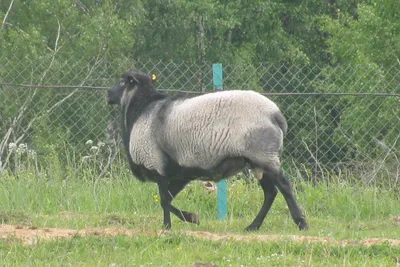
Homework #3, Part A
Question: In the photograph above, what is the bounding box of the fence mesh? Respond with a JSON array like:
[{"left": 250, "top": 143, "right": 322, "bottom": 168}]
[{"left": 0, "top": 55, "right": 399, "bottom": 186}]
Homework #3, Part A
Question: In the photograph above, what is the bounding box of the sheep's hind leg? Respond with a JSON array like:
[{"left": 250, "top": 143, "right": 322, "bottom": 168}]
[
  {"left": 245, "top": 173, "right": 278, "bottom": 231},
  {"left": 274, "top": 171, "right": 308, "bottom": 230},
  {"left": 168, "top": 180, "right": 199, "bottom": 225}
]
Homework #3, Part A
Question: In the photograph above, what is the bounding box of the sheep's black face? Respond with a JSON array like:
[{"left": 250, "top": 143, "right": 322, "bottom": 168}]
[{"left": 107, "top": 73, "right": 139, "bottom": 105}]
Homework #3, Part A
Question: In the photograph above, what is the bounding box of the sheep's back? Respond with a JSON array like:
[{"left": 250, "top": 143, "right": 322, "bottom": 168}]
[{"left": 161, "top": 90, "right": 284, "bottom": 169}]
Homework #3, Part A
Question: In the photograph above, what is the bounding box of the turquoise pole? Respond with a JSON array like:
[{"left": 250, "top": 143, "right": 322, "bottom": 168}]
[{"left": 212, "top": 63, "right": 227, "bottom": 220}]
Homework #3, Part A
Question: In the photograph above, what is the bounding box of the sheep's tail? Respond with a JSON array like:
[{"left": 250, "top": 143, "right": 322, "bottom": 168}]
[{"left": 273, "top": 111, "right": 288, "bottom": 136}]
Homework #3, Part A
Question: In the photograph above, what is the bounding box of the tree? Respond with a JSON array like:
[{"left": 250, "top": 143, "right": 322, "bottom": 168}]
[{"left": 315, "top": 0, "right": 400, "bottom": 167}]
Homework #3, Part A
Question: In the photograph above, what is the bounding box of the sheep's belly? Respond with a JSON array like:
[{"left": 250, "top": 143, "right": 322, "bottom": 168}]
[{"left": 170, "top": 157, "right": 247, "bottom": 181}]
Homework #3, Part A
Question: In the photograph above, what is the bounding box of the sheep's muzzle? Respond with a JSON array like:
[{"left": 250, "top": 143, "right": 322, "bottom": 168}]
[{"left": 107, "top": 86, "right": 121, "bottom": 105}]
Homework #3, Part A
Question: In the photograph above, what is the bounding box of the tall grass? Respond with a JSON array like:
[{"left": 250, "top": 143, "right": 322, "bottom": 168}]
[
  {"left": 0, "top": 141, "right": 398, "bottom": 232},
  {"left": 0, "top": 156, "right": 398, "bottom": 238}
]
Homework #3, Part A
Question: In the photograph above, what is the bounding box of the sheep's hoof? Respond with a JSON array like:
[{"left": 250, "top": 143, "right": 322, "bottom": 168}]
[
  {"left": 163, "top": 223, "right": 172, "bottom": 230},
  {"left": 180, "top": 211, "right": 200, "bottom": 225},
  {"left": 188, "top": 213, "right": 200, "bottom": 225},
  {"left": 298, "top": 221, "right": 309, "bottom": 231},
  {"left": 244, "top": 224, "right": 260, "bottom": 232}
]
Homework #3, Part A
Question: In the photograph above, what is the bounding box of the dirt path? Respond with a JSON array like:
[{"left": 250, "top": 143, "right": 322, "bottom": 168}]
[{"left": 0, "top": 224, "right": 399, "bottom": 247}]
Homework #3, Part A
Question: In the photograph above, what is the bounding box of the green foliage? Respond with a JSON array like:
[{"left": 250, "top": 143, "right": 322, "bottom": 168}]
[
  {"left": 1, "top": 0, "right": 143, "bottom": 59},
  {"left": 1, "top": 0, "right": 399, "bottom": 180},
  {"left": 320, "top": 2, "right": 400, "bottom": 65},
  {"left": 3, "top": 0, "right": 397, "bottom": 66}
]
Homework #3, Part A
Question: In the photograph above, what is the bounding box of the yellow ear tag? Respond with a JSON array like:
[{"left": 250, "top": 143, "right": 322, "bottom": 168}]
[{"left": 151, "top": 74, "right": 157, "bottom": 82}]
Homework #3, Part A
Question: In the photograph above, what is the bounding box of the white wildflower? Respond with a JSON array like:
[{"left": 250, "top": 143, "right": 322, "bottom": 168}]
[
  {"left": 27, "top": 149, "right": 37, "bottom": 159},
  {"left": 18, "top": 143, "right": 27, "bottom": 150},
  {"left": 16, "top": 143, "right": 27, "bottom": 154},
  {"left": 90, "top": 146, "right": 99, "bottom": 153},
  {"left": 8, "top": 143, "right": 17, "bottom": 152},
  {"left": 97, "top": 141, "right": 105, "bottom": 148},
  {"left": 17, "top": 143, "right": 27, "bottom": 154},
  {"left": 86, "top": 140, "right": 93, "bottom": 146}
]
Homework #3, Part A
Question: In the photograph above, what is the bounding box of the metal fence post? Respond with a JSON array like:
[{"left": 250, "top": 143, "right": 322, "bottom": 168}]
[{"left": 212, "top": 63, "right": 228, "bottom": 220}]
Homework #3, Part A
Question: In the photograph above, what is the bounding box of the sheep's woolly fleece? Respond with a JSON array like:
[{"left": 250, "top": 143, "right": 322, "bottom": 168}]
[
  {"left": 129, "top": 90, "right": 286, "bottom": 176},
  {"left": 0, "top": 223, "right": 399, "bottom": 247}
]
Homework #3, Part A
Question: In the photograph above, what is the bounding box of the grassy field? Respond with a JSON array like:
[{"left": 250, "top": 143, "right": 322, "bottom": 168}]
[{"left": 0, "top": 161, "right": 399, "bottom": 266}]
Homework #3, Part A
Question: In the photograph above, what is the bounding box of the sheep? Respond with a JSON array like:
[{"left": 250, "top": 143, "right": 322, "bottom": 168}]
[{"left": 107, "top": 70, "right": 308, "bottom": 231}]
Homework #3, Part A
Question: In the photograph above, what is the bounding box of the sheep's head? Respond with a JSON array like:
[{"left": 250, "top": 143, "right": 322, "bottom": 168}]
[{"left": 107, "top": 70, "right": 155, "bottom": 105}]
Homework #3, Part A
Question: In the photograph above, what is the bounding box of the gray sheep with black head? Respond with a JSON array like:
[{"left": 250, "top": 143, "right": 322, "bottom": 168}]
[{"left": 107, "top": 70, "right": 308, "bottom": 231}]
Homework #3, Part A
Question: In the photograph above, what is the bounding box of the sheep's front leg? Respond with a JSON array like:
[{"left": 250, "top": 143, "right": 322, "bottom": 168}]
[
  {"left": 158, "top": 181, "right": 172, "bottom": 229},
  {"left": 157, "top": 180, "right": 199, "bottom": 230},
  {"left": 168, "top": 180, "right": 199, "bottom": 225},
  {"left": 245, "top": 174, "right": 278, "bottom": 231}
]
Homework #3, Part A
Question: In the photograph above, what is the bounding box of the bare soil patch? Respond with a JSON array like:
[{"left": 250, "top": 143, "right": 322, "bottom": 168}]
[{"left": 0, "top": 224, "right": 399, "bottom": 247}]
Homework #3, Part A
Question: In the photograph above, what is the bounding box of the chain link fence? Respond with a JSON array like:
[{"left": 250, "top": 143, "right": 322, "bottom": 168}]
[{"left": 0, "top": 55, "right": 399, "bottom": 186}]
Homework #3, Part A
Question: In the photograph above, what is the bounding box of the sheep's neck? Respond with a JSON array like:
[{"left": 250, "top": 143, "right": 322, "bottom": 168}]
[{"left": 121, "top": 87, "right": 166, "bottom": 146}]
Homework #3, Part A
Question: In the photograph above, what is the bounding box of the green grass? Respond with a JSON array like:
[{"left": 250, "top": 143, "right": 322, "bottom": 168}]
[
  {"left": 0, "top": 235, "right": 399, "bottom": 266},
  {"left": 0, "top": 164, "right": 399, "bottom": 266}
]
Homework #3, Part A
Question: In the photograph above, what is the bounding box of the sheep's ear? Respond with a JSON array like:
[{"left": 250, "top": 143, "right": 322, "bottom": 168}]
[{"left": 127, "top": 75, "right": 139, "bottom": 85}]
